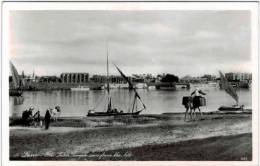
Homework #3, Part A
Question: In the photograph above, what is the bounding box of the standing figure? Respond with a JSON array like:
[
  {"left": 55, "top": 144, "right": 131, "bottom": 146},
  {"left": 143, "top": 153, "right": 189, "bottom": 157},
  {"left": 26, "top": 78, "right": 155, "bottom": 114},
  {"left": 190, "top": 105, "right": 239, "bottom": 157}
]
[
  {"left": 21, "top": 110, "right": 27, "bottom": 126},
  {"left": 32, "top": 110, "right": 41, "bottom": 127},
  {"left": 44, "top": 109, "right": 51, "bottom": 130}
]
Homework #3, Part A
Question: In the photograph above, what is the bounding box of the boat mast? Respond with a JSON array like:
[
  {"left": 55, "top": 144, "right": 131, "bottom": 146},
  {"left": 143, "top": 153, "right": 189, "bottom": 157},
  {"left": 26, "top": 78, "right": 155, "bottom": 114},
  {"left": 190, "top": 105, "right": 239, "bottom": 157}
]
[
  {"left": 107, "top": 48, "right": 111, "bottom": 112},
  {"left": 114, "top": 65, "right": 146, "bottom": 113}
]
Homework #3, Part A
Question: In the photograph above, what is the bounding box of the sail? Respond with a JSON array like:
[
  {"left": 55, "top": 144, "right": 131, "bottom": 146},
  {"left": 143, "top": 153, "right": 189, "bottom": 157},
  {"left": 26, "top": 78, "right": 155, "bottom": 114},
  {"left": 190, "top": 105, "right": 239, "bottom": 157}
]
[
  {"left": 114, "top": 65, "right": 146, "bottom": 110},
  {"left": 10, "top": 61, "right": 21, "bottom": 89},
  {"left": 219, "top": 71, "right": 239, "bottom": 105}
]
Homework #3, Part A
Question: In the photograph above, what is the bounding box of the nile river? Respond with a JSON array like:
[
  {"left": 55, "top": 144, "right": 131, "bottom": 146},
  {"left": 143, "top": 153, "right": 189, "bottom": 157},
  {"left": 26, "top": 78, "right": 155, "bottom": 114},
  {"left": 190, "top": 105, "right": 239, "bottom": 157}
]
[{"left": 9, "top": 84, "right": 252, "bottom": 117}]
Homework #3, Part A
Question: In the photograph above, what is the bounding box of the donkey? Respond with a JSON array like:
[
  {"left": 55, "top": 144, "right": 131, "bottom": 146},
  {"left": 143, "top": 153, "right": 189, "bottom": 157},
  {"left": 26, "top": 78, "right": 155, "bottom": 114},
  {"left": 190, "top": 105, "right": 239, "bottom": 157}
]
[
  {"left": 50, "top": 106, "right": 61, "bottom": 122},
  {"left": 184, "top": 97, "right": 203, "bottom": 121}
]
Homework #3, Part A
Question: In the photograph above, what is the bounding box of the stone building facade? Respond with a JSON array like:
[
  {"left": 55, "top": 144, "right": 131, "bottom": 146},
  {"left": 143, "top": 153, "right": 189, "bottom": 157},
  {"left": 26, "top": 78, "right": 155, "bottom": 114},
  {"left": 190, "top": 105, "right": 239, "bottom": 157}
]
[
  {"left": 60, "top": 73, "right": 89, "bottom": 84},
  {"left": 225, "top": 73, "right": 252, "bottom": 81}
]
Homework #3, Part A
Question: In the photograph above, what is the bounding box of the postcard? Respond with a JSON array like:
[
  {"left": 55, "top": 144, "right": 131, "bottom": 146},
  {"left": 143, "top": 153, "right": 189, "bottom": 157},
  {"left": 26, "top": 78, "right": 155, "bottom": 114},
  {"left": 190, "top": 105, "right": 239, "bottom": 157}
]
[{"left": 1, "top": 1, "right": 259, "bottom": 166}]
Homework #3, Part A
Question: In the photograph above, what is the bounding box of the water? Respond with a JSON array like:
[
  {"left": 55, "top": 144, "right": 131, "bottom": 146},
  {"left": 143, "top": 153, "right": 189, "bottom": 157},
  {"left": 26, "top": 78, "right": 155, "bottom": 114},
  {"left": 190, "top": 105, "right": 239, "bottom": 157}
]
[{"left": 9, "top": 84, "right": 252, "bottom": 117}]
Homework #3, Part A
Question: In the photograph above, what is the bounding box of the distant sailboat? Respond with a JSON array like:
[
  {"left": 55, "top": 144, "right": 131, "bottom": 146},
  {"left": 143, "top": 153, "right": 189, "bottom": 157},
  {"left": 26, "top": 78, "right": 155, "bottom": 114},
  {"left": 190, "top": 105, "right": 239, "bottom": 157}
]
[
  {"left": 9, "top": 61, "right": 23, "bottom": 96},
  {"left": 87, "top": 50, "right": 146, "bottom": 116},
  {"left": 218, "top": 71, "right": 244, "bottom": 111}
]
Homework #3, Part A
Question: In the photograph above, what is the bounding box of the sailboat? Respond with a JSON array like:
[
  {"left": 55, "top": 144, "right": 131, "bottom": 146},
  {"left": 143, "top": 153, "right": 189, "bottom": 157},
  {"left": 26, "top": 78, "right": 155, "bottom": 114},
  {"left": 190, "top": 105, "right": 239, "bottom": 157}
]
[
  {"left": 9, "top": 61, "right": 23, "bottom": 96},
  {"left": 218, "top": 71, "right": 244, "bottom": 111},
  {"left": 87, "top": 50, "right": 146, "bottom": 116}
]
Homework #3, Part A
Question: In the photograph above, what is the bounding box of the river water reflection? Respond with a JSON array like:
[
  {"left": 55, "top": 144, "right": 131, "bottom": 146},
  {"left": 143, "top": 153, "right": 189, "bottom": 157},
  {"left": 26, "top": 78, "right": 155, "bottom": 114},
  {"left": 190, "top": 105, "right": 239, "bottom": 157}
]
[{"left": 9, "top": 84, "right": 252, "bottom": 117}]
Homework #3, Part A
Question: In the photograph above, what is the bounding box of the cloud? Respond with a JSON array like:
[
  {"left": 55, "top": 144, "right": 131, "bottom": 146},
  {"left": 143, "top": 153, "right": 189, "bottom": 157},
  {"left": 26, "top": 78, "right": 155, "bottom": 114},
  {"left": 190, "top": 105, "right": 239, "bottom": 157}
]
[{"left": 9, "top": 10, "right": 251, "bottom": 76}]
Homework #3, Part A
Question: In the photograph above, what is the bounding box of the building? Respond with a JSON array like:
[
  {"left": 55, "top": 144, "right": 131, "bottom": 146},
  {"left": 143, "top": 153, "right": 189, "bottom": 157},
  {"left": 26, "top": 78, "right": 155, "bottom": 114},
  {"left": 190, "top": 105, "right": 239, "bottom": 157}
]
[
  {"left": 110, "top": 75, "right": 126, "bottom": 84},
  {"left": 131, "top": 74, "right": 155, "bottom": 83},
  {"left": 90, "top": 74, "right": 133, "bottom": 84},
  {"left": 180, "top": 75, "right": 207, "bottom": 83},
  {"left": 225, "top": 73, "right": 252, "bottom": 81},
  {"left": 60, "top": 73, "right": 89, "bottom": 84},
  {"left": 201, "top": 74, "right": 216, "bottom": 81},
  {"left": 90, "top": 75, "right": 106, "bottom": 83},
  {"left": 39, "top": 76, "right": 61, "bottom": 83}
]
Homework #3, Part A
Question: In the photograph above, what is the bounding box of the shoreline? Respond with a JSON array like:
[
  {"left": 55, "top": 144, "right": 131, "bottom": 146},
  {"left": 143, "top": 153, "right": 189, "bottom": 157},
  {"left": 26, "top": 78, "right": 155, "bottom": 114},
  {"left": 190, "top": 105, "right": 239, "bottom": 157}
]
[
  {"left": 9, "top": 111, "right": 252, "bottom": 128},
  {"left": 10, "top": 113, "right": 252, "bottom": 160}
]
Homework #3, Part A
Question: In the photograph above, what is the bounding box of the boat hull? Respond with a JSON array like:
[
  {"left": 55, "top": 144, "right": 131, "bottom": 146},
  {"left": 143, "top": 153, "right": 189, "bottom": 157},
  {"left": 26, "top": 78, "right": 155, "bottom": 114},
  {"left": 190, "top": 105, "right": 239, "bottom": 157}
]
[
  {"left": 87, "top": 110, "right": 141, "bottom": 117},
  {"left": 71, "top": 88, "right": 90, "bottom": 91},
  {"left": 9, "top": 90, "right": 23, "bottom": 97},
  {"left": 218, "top": 106, "right": 243, "bottom": 111}
]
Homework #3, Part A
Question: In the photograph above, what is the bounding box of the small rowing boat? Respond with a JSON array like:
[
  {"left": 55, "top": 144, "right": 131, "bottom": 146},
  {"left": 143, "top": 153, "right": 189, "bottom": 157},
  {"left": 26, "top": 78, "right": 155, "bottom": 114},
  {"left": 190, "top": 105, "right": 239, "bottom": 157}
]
[{"left": 218, "top": 105, "right": 244, "bottom": 111}]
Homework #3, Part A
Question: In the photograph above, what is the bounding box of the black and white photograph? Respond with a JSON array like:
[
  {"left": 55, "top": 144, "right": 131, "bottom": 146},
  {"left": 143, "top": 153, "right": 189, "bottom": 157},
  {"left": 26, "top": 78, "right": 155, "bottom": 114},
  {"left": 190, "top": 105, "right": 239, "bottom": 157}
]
[{"left": 1, "top": 1, "right": 259, "bottom": 165}]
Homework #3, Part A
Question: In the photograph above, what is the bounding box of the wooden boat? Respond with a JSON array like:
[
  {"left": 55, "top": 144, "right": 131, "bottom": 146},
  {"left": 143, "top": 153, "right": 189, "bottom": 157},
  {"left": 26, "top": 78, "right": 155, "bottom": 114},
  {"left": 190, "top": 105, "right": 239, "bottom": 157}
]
[
  {"left": 9, "top": 89, "right": 23, "bottom": 96},
  {"left": 155, "top": 82, "right": 176, "bottom": 90},
  {"left": 87, "top": 49, "right": 146, "bottom": 117},
  {"left": 9, "top": 61, "right": 23, "bottom": 97},
  {"left": 218, "top": 105, "right": 244, "bottom": 111},
  {"left": 88, "top": 110, "right": 141, "bottom": 116},
  {"left": 71, "top": 85, "right": 90, "bottom": 91}
]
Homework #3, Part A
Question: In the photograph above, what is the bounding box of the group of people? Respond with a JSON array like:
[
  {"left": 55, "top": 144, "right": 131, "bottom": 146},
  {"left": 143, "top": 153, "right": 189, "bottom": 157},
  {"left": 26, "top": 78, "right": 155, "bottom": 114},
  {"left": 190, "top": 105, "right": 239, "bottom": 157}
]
[
  {"left": 183, "top": 88, "right": 207, "bottom": 121},
  {"left": 21, "top": 107, "right": 41, "bottom": 126},
  {"left": 21, "top": 106, "right": 61, "bottom": 130}
]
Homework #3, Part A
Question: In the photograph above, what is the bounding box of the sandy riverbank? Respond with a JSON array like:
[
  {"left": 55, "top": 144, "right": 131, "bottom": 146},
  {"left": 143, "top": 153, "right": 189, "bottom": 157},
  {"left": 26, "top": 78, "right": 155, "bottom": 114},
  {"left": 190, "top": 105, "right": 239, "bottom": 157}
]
[{"left": 10, "top": 112, "right": 252, "bottom": 160}]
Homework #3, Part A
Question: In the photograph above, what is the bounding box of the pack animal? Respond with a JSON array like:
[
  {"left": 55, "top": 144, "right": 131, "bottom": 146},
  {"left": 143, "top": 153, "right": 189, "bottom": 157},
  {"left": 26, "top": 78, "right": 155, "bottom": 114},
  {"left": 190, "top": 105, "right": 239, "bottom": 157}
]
[
  {"left": 183, "top": 96, "right": 204, "bottom": 121},
  {"left": 50, "top": 106, "right": 61, "bottom": 122}
]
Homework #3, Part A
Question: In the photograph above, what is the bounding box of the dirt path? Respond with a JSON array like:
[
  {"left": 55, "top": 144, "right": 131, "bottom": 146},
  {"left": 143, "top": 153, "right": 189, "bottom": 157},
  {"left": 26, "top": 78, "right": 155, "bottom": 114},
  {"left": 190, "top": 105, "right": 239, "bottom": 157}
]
[{"left": 10, "top": 114, "right": 251, "bottom": 160}]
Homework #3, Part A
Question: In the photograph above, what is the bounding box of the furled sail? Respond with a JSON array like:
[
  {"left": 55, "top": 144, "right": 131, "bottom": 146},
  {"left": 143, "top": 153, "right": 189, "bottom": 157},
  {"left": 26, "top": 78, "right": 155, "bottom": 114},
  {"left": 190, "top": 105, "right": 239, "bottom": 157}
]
[
  {"left": 10, "top": 61, "right": 21, "bottom": 89},
  {"left": 114, "top": 65, "right": 146, "bottom": 110},
  {"left": 219, "top": 71, "right": 239, "bottom": 105}
]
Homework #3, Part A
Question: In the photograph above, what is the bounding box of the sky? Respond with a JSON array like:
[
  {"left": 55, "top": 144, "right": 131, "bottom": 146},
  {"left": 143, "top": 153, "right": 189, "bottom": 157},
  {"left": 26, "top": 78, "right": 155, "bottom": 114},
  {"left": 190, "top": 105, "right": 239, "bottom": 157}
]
[{"left": 9, "top": 10, "right": 251, "bottom": 77}]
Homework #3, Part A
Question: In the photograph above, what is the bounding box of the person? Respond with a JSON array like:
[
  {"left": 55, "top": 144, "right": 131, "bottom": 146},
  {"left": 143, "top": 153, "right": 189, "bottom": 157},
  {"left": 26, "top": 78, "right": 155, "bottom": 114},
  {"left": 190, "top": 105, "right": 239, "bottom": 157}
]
[
  {"left": 22, "top": 108, "right": 33, "bottom": 126},
  {"left": 44, "top": 109, "right": 51, "bottom": 130},
  {"left": 32, "top": 110, "right": 41, "bottom": 127},
  {"left": 22, "top": 110, "right": 27, "bottom": 126},
  {"left": 36, "top": 110, "right": 40, "bottom": 123},
  {"left": 28, "top": 107, "right": 33, "bottom": 116}
]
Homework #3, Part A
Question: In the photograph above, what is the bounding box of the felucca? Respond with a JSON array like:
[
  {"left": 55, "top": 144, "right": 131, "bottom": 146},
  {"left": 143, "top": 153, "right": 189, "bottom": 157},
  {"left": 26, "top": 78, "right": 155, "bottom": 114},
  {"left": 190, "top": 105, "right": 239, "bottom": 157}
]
[
  {"left": 87, "top": 50, "right": 146, "bottom": 116},
  {"left": 9, "top": 61, "right": 23, "bottom": 96},
  {"left": 218, "top": 71, "right": 244, "bottom": 111}
]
